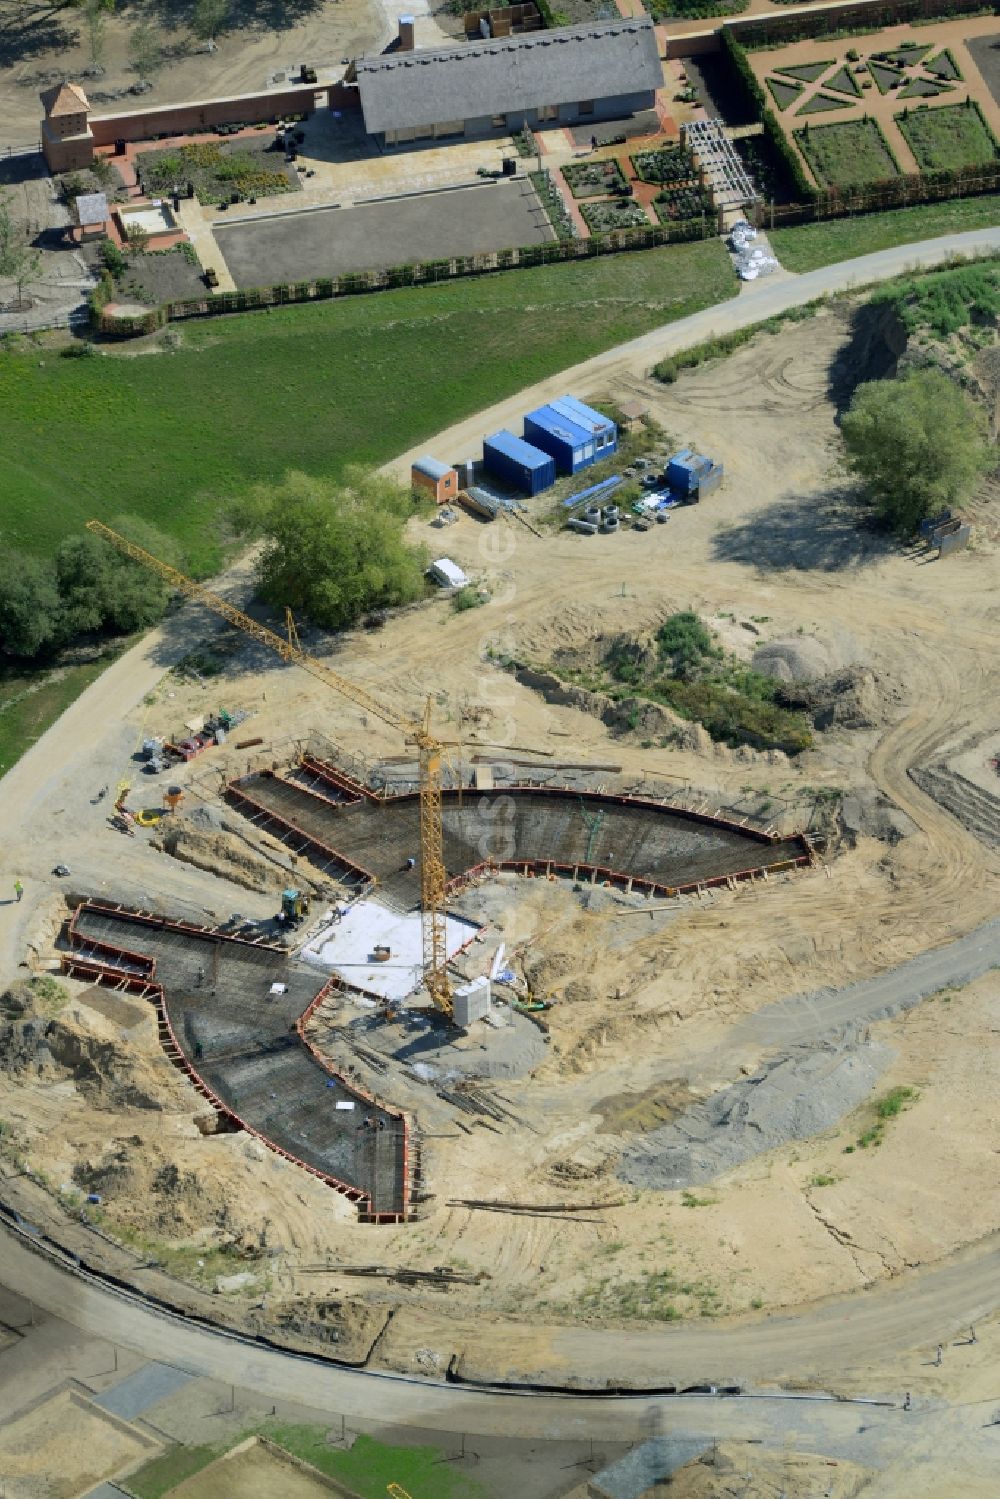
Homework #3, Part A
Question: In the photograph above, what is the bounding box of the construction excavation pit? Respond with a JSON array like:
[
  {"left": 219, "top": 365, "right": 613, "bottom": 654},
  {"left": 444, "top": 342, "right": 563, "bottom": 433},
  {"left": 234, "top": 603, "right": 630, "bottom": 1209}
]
[
  {"left": 6, "top": 302, "right": 1000, "bottom": 1417},
  {"left": 57, "top": 757, "right": 812, "bottom": 1225}
]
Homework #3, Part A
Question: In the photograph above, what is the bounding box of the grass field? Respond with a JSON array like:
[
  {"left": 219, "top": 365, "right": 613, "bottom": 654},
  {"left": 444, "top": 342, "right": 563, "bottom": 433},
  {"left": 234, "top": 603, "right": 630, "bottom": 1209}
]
[
  {"left": 794, "top": 117, "right": 900, "bottom": 187},
  {"left": 0, "top": 651, "right": 124, "bottom": 779},
  {"left": 0, "top": 242, "right": 732, "bottom": 577},
  {"left": 769, "top": 193, "right": 1000, "bottom": 271},
  {"left": 897, "top": 102, "right": 999, "bottom": 171}
]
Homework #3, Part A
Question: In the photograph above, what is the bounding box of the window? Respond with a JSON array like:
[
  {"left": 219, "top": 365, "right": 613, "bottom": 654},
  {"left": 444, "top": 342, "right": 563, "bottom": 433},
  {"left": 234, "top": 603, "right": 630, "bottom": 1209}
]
[
  {"left": 579, "top": 100, "right": 594, "bottom": 115},
  {"left": 492, "top": 114, "right": 506, "bottom": 128},
  {"left": 537, "top": 104, "right": 558, "bottom": 121}
]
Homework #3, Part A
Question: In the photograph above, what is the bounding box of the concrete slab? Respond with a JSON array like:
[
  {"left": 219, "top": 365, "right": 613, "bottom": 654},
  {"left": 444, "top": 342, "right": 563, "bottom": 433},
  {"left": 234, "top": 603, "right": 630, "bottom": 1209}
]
[
  {"left": 92, "top": 1361, "right": 195, "bottom": 1421},
  {"left": 301, "top": 899, "right": 480, "bottom": 1003}
]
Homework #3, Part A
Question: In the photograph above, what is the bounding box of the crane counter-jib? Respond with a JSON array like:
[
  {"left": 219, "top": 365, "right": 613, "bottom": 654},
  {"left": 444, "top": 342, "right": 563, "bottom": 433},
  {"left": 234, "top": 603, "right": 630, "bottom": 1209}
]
[{"left": 84, "top": 519, "right": 453, "bottom": 1014}]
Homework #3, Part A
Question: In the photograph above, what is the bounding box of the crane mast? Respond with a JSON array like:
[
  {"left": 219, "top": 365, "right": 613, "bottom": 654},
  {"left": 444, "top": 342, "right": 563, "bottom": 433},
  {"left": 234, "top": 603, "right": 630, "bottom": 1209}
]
[{"left": 86, "top": 520, "right": 452, "bottom": 1016}]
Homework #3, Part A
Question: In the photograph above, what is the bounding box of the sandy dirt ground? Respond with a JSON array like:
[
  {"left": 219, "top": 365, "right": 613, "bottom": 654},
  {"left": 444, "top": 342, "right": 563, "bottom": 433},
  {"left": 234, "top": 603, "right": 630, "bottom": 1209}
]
[
  {"left": 0, "top": 0, "right": 385, "bottom": 144},
  {"left": 749, "top": 16, "right": 1000, "bottom": 187},
  {"left": 0, "top": 1386, "right": 160, "bottom": 1496},
  {"left": 3, "top": 298, "right": 1000, "bottom": 1373}
]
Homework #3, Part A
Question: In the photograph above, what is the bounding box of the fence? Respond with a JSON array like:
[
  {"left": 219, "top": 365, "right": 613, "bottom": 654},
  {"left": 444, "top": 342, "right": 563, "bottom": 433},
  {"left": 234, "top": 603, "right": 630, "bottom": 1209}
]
[{"left": 756, "top": 163, "right": 1000, "bottom": 226}]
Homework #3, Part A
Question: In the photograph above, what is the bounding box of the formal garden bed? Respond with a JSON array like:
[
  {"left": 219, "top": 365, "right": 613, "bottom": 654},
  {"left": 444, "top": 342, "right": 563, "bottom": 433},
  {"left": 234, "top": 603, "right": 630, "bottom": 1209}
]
[
  {"left": 794, "top": 117, "right": 901, "bottom": 187},
  {"left": 759, "top": 38, "right": 966, "bottom": 119},
  {"left": 653, "top": 182, "right": 713, "bottom": 222},
  {"left": 631, "top": 143, "right": 699, "bottom": 184},
  {"left": 580, "top": 198, "right": 651, "bottom": 232},
  {"left": 561, "top": 157, "right": 628, "bottom": 198},
  {"left": 135, "top": 139, "right": 299, "bottom": 207},
  {"left": 799, "top": 92, "right": 853, "bottom": 115},
  {"left": 529, "top": 170, "right": 577, "bottom": 240},
  {"left": 896, "top": 100, "right": 1000, "bottom": 170},
  {"left": 767, "top": 76, "right": 804, "bottom": 110}
]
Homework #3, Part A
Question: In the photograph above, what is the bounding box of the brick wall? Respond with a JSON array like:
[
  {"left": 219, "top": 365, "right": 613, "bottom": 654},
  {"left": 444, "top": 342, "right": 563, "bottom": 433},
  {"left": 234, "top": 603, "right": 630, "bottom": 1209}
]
[{"left": 89, "top": 81, "right": 359, "bottom": 148}]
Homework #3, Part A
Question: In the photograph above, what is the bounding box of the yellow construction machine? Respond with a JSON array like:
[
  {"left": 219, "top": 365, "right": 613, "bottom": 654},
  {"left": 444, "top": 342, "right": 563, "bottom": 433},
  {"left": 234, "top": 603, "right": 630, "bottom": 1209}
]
[{"left": 86, "top": 520, "right": 453, "bottom": 1017}]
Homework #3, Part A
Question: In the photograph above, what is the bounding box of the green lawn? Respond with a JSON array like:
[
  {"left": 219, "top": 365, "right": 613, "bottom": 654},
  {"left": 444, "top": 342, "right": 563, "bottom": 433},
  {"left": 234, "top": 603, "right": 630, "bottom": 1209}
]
[
  {"left": 0, "top": 652, "right": 123, "bottom": 778},
  {"left": 794, "top": 117, "right": 900, "bottom": 187},
  {"left": 897, "top": 102, "right": 999, "bottom": 172},
  {"left": 769, "top": 193, "right": 1000, "bottom": 271},
  {"left": 0, "top": 242, "right": 732, "bottom": 576}
]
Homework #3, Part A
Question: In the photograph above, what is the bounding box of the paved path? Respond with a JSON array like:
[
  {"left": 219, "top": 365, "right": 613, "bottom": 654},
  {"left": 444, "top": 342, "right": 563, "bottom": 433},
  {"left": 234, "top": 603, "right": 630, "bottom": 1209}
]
[{"left": 387, "top": 225, "right": 1000, "bottom": 480}]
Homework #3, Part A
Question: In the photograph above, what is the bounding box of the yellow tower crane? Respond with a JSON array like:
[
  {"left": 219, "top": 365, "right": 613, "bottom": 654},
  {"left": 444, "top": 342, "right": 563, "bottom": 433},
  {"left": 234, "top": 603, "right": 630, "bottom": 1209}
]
[{"left": 86, "top": 520, "right": 453, "bottom": 1017}]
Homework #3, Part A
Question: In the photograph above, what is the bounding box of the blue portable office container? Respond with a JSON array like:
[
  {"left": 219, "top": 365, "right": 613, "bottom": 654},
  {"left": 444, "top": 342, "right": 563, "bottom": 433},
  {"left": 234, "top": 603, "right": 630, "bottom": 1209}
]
[
  {"left": 523, "top": 395, "right": 617, "bottom": 475},
  {"left": 666, "top": 447, "right": 724, "bottom": 503},
  {"left": 482, "top": 430, "right": 556, "bottom": 496}
]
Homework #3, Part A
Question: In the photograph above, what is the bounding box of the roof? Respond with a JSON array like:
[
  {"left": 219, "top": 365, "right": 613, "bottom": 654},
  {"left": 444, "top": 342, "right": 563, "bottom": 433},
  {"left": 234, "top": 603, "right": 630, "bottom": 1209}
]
[
  {"left": 483, "top": 429, "right": 553, "bottom": 472},
  {"left": 357, "top": 18, "right": 662, "bottom": 135},
  {"left": 40, "top": 81, "right": 89, "bottom": 118},
  {"left": 549, "top": 394, "right": 614, "bottom": 434},
  {"left": 75, "top": 191, "right": 108, "bottom": 226},
  {"left": 525, "top": 404, "right": 591, "bottom": 450},
  {"left": 412, "top": 455, "right": 454, "bottom": 481},
  {"left": 617, "top": 398, "right": 649, "bottom": 422}
]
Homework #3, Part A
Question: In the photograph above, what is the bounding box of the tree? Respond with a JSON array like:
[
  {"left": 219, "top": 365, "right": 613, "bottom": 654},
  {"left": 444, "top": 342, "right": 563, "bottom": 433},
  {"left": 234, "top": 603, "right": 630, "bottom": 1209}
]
[
  {"left": 57, "top": 515, "right": 183, "bottom": 638},
  {"left": 230, "top": 468, "right": 428, "bottom": 630},
  {"left": 126, "top": 221, "right": 150, "bottom": 254},
  {"left": 128, "top": 18, "right": 164, "bottom": 81},
  {"left": 83, "top": 0, "right": 114, "bottom": 69},
  {"left": 0, "top": 553, "right": 63, "bottom": 659},
  {"left": 191, "top": 0, "right": 229, "bottom": 43},
  {"left": 0, "top": 191, "right": 42, "bottom": 308},
  {"left": 841, "top": 368, "right": 989, "bottom": 536}
]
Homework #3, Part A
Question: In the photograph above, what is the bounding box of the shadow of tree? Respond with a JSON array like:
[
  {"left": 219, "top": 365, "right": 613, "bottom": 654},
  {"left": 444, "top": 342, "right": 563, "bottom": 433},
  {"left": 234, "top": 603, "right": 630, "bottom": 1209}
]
[
  {"left": 146, "top": 0, "right": 326, "bottom": 37},
  {"left": 710, "top": 484, "right": 896, "bottom": 573},
  {"left": 826, "top": 298, "right": 903, "bottom": 418}
]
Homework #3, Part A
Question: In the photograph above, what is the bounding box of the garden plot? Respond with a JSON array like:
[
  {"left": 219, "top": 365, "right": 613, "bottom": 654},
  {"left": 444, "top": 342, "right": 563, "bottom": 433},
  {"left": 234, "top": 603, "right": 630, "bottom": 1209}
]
[
  {"left": 136, "top": 138, "right": 299, "bottom": 208},
  {"left": 795, "top": 117, "right": 900, "bottom": 187},
  {"left": 632, "top": 144, "right": 713, "bottom": 225},
  {"left": 754, "top": 24, "right": 983, "bottom": 143},
  {"left": 580, "top": 198, "right": 651, "bottom": 233},
  {"left": 897, "top": 101, "right": 999, "bottom": 170},
  {"left": 561, "top": 158, "right": 628, "bottom": 198}
]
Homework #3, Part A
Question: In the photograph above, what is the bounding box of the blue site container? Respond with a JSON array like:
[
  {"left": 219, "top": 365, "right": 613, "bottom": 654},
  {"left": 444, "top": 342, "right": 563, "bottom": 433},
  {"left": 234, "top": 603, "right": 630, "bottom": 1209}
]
[
  {"left": 482, "top": 429, "right": 556, "bottom": 496},
  {"left": 524, "top": 396, "right": 617, "bottom": 475},
  {"left": 549, "top": 396, "right": 617, "bottom": 459},
  {"left": 666, "top": 447, "right": 723, "bottom": 502}
]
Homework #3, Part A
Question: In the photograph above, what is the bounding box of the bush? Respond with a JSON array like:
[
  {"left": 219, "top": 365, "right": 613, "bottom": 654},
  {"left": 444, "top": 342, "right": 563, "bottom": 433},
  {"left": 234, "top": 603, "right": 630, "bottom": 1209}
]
[
  {"left": 657, "top": 610, "right": 717, "bottom": 676},
  {"left": 841, "top": 366, "right": 988, "bottom": 535},
  {"left": 98, "top": 237, "right": 127, "bottom": 277}
]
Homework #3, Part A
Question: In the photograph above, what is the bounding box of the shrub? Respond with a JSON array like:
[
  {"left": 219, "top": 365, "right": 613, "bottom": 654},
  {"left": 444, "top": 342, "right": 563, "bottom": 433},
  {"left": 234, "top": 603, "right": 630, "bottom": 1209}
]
[{"left": 98, "top": 237, "right": 127, "bottom": 277}]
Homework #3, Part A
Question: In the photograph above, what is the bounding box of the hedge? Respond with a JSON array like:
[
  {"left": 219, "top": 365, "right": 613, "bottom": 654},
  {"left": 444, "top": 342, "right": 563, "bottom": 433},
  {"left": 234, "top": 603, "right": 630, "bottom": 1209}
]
[{"left": 721, "top": 27, "right": 817, "bottom": 200}]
